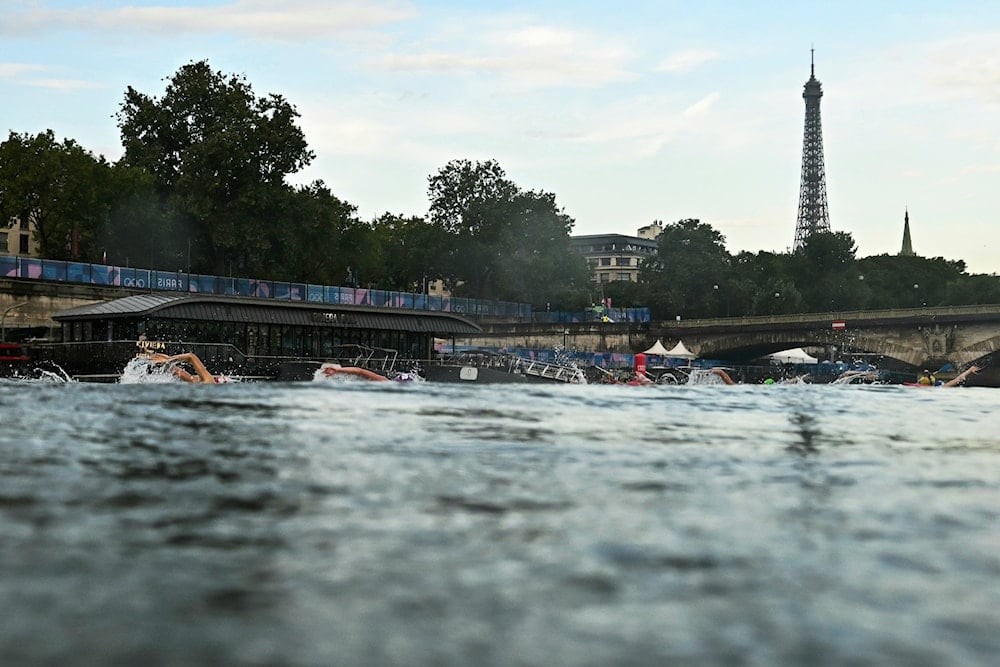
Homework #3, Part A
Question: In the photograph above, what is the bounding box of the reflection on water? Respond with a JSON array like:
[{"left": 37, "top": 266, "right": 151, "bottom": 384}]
[{"left": 0, "top": 380, "right": 998, "bottom": 665}]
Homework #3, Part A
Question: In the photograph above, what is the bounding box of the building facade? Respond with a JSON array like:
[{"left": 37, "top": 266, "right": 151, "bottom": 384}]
[
  {"left": 570, "top": 222, "right": 662, "bottom": 284},
  {"left": 1, "top": 216, "right": 39, "bottom": 257}
]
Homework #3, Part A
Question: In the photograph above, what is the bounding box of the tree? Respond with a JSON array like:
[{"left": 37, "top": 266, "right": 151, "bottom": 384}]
[
  {"left": 0, "top": 130, "right": 113, "bottom": 261},
  {"left": 268, "top": 181, "right": 360, "bottom": 284},
  {"left": 858, "top": 254, "right": 966, "bottom": 309},
  {"left": 427, "top": 159, "right": 519, "bottom": 297},
  {"left": 730, "top": 250, "right": 794, "bottom": 316},
  {"left": 640, "top": 218, "right": 731, "bottom": 319},
  {"left": 116, "top": 60, "right": 314, "bottom": 275},
  {"left": 425, "top": 159, "right": 589, "bottom": 305},
  {"left": 99, "top": 161, "right": 189, "bottom": 268},
  {"left": 793, "top": 231, "right": 867, "bottom": 311},
  {"left": 368, "top": 213, "right": 452, "bottom": 293},
  {"left": 492, "top": 190, "right": 592, "bottom": 306},
  {"left": 427, "top": 159, "right": 518, "bottom": 236}
]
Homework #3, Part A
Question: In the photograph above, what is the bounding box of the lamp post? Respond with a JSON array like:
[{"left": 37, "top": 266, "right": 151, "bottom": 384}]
[
  {"left": 714, "top": 283, "right": 730, "bottom": 317},
  {"left": 1, "top": 302, "right": 27, "bottom": 342}
]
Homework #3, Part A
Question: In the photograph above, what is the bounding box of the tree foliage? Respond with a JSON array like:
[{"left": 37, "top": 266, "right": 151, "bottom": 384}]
[
  {"left": 640, "top": 219, "right": 732, "bottom": 318},
  {"left": 0, "top": 130, "right": 113, "bottom": 260},
  {"left": 638, "top": 222, "right": 1000, "bottom": 319},
  {"left": 116, "top": 60, "right": 314, "bottom": 275},
  {"left": 426, "top": 159, "right": 590, "bottom": 305}
]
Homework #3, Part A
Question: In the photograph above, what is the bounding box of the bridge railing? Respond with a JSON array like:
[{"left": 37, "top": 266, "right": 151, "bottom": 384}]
[
  {"left": 663, "top": 304, "right": 1000, "bottom": 329},
  {"left": 0, "top": 255, "right": 533, "bottom": 322}
]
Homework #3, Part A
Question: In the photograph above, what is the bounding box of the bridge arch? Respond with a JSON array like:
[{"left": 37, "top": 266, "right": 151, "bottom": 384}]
[
  {"left": 694, "top": 331, "right": 922, "bottom": 367},
  {"left": 652, "top": 305, "right": 1000, "bottom": 370}
]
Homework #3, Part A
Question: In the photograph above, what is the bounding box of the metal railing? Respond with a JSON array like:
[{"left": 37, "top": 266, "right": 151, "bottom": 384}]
[{"left": 0, "top": 255, "right": 532, "bottom": 322}]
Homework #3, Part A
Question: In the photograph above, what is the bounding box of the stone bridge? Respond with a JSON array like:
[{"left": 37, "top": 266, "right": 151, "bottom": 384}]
[
  {"left": 655, "top": 305, "right": 1000, "bottom": 369},
  {"left": 466, "top": 305, "right": 1000, "bottom": 372}
]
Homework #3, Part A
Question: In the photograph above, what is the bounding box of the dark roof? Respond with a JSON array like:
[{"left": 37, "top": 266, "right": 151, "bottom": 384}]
[{"left": 53, "top": 293, "right": 481, "bottom": 335}]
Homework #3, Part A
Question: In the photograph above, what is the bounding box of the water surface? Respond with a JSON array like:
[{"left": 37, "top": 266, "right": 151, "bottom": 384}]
[{"left": 1, "top": 380, "right": 997, "bottom": 665}]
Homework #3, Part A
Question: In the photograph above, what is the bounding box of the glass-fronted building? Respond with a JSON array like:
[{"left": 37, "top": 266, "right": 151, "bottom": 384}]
[{"left": 40, "top": 293, "right": 481, "bottom": 380}]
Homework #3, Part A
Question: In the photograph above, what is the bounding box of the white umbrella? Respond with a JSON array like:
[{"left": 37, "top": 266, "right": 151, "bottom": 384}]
[
  {"left": 642, "top": 339, "right": 670, "bottom": 355},
  {"left": 767, "top": 348, "right": 818, "bottom": 364},
  {"left": 665, "top": 340, "right": 697, "bottom": 359}
]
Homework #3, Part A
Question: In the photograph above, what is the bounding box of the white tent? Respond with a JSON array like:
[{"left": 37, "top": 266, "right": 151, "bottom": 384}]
[
  {"left": 665, "top": 340, "right": 697, "bottom": 359},
  {"left": 767, "top": 348, "right": 819, "bottom": 364},
  {"left": 642, "top": 339, "right": 670, "bottom": 355}
]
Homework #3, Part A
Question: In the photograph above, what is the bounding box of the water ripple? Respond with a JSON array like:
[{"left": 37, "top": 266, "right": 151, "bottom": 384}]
[{"left": 0, "top": 380, "right": 997, "bottom": 665}]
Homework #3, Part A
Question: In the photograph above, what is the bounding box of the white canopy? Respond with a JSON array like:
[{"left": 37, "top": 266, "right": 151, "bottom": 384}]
[
  {"left": 767, "top": 347, "right": 819, "bottom": 364},
  {"left": 642, "top": 339, "right": 670, "bottom": 355},
  {"left": 665, "top": 340, "right": 697, "bottom": 359}
]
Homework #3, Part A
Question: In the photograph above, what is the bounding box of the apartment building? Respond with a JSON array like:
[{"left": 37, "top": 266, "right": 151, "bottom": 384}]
[{"left": 569, "top": 221, "right": 663, "bottom": 284}]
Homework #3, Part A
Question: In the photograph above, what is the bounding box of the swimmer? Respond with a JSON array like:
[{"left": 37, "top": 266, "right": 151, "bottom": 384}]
[
  {"left": 940, "top": 365, "right": 981, "bottom": 387},
  {"left": 147, "top": 352, "right": 229, "bottom": 383},
  {"left": 628, "top": 370, "right": 654, "bottom": 385},
  {"left": 319, "top": 363, "right": 388, "bottom": 382},
  {"left": 832, "top": 370, "right": 878, "bottom": 385},
  {"left": 709, "top": 368, "right": 737, "bottom": 385}
]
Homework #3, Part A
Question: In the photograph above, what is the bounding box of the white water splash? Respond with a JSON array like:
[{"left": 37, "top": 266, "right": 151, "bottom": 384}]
[
  {"left": 7, "top": 363, "right": 75, "bottom": 382},
  {"left": 118, "top": 357, "right": 182, "bottom": 384}
]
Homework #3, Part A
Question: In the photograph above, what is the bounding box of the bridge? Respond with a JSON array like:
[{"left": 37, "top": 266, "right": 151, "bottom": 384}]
[
  {"left": 653, "top": 305, "right": 1000, "bottom": 368},
  {"left": 466, "top": 304, "right": 1000, "bottom": 372}
]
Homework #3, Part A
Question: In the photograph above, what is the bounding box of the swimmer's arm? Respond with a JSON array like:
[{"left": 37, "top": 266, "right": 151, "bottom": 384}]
[
  {"left": 149, "top": 352, "right": 214, "bottom": 383},
  {"left": 943, "top": 365, "right": 981, "bottom": 387}
]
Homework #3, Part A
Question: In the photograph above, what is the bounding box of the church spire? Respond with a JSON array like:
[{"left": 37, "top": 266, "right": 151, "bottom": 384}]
[{"left": 899, "top": 208, "right": 915, "bottom": 256}]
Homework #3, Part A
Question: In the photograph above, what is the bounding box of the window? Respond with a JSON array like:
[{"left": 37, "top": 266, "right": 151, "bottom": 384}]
[
  {"left": 599, "top": 273, "right": 610, "bottom": 283},
  {"left": 19, "top": 234, "right": 29, "bottom": 254},
  {"left": 599, "top": 257, "right": 611, "bottom": 266},
  {"left": 0, "top": 232, "right": 7, "bottom": 251},
  {"left": 615, "top": 257, "right": 631, "bottom": 266}
]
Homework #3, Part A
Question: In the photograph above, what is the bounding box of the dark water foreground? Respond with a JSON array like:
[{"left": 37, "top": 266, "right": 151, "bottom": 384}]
[{"left": 1, "top": 380, "right": 998, "bottom": 666}]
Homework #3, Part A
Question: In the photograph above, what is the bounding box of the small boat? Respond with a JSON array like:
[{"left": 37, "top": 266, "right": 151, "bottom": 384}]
[
  {"left": 0, "top": 342, "right": 30, "bottom": 377},
  {"left": 424, "top": 350, "right": 586, "bottom": 384}
]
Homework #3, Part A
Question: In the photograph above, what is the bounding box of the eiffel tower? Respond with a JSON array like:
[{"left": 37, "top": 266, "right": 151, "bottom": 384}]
[{"left": 793, "top": 49, "right": 830, "bottom": 251}]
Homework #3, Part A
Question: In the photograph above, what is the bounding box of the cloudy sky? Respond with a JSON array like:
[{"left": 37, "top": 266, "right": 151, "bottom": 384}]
[{"left": 3, "top": 1, "right": 999, "bottom": 272}]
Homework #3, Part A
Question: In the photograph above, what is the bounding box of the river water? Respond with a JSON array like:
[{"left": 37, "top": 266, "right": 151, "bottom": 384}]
[{"left": 1, "top": 379, "right": 997, "bottom": 666}]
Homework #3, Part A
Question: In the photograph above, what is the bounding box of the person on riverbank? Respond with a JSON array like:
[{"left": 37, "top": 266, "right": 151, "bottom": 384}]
[{"left": 147, "top": 352, "right": 229, "bottom": 383}]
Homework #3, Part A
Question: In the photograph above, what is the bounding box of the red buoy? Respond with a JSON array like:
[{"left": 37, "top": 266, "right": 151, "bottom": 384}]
[{"left": 634, "top": 352, "right": 646, "bottom": 375}]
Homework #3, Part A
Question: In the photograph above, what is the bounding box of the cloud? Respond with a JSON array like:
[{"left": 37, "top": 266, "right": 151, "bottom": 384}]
[
  {"left": 571, "top": 92, "right": 721, "bottom": 156},
  {"left": 0, "top": 63, "right": 49, "bottom": 78},
  {"left": 0, "top": 63, "right": 100, "bottom": 91},
  {"left": 925, "top": 33, "right": 1000, "bottom": 105},
  {"left": 374, "top": 23, "right": 635, "bottom": 88},
  {"left": 1, "top": 0, "right": 416, "bottom": 40},
  {"left": 961, "top": 163, "right": 1000, "bottom": 174},
  {"left": 655, "top": 49, "right": 721, "bottom": 73},
  {"left": 23, "top": 78, "right": 105, "bottom": 91}
]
